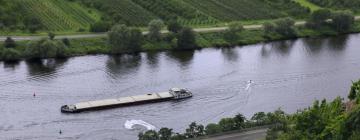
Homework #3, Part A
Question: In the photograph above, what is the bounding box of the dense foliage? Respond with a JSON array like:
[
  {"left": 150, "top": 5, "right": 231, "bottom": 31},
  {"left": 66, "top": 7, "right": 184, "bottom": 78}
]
[
  {"left": 108, "top": 24, "right": 143, "bottom": 53},
  {"left": 266, "top": 80, "right": 360, "bottom": 140},
  {"left": 25, "top": 38, "right": 67, "bottom": 59}
]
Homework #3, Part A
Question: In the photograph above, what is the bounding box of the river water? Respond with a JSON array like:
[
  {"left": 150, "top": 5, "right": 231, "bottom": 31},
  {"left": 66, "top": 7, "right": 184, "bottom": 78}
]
[{"left": 1, "top": 34, "right": 360, "bottom": 140}]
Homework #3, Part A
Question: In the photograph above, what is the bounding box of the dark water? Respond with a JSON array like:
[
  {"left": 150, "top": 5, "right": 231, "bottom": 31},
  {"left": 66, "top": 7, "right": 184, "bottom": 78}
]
[{"left": 1, "top": 34, "right": 360, "bottom": 140}]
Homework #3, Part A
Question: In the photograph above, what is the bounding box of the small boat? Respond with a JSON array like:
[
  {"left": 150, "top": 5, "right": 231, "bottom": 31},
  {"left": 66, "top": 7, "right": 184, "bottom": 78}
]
[{"left": 61, "top": 88, "right": 192, "bottom": 113}]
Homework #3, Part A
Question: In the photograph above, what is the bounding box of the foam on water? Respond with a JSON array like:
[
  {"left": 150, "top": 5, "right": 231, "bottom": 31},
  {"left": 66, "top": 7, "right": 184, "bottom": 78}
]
[{"left": 124, "top": 120, "right": 156, "bottom": 130}]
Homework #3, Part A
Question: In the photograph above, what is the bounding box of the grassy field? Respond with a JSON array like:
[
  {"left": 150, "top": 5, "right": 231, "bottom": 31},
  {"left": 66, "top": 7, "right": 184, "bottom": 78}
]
[{"left": 295, "top": 0, "right": 322, "bottom": 12}]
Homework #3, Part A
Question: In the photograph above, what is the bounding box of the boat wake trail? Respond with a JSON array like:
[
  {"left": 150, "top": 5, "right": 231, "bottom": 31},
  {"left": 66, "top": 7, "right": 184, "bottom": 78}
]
[
  {"left": 124, "top": 120, "right": 156, "bottom": 131},
  {"left": 245, "top": 80, "right": 254, "bottom": 91}
]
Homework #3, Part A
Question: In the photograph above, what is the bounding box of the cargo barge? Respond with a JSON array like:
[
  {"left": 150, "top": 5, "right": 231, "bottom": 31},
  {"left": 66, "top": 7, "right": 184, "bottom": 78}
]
[{"left": 61, "top": 88, "right": 192, "bottom": 113}]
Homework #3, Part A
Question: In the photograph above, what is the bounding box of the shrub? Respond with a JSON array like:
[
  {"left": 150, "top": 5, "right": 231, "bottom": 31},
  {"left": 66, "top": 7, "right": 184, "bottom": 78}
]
[
  {"left": 274, "top": 17, "right": 296, "bottom": 36},
  {"left": 4, "top": 37, "right": 16, "bottom": 48},
  {"left": 218, "top": 118, "right": 236, "bottom": 132},
  {"left": 108, "top": 24, "right": 143, "bottom": 53},
  {"left": 263, "top": 22, "right": 276, "bottom": 35},
  {"left": 48, "top": 32, "right": 55, "bottom": 40},
  {"left": 306, "top": 9, "right": 332, "bottom": 29},
  {"left": 62, "top": 38, "right": 71, "bottom": 47}
]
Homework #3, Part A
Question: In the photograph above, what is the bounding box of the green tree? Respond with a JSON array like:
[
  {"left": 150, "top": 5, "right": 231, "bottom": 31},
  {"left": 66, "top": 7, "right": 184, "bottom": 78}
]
[
  {"left": 170, "top": 133, "right": 185, "bottom": 140},
  {"left": 177, "top": 27, "right": 196, "bottom": 49},
  {"left": 251, "top": 112, "right": 267, "bottom": 125},
  {"left": 48, "top": 32, "right": 55, "bottom": 40},
  {"left": 90, "top": 21, "right": 111, "bottom": 32},
  {"left": 331, "top": 10, "right": 355, "bottom": 32},
  {"left": 233, "top": 113, "right": 246, "bottom": 129},
  {"left": 349, "top": 80, "right": 360, "bottom": 101},
  {"left": 138, "top": 130, "right": 159, "bottom": 140},
  {"left": 184, "top": 122, "right": 205, "bottom": 138},
  {"left": 167, "top": 20, "right": 182, "bottom": 33},
  {"left": 306, "top": 9, "right": 332, "bottom": 28},
  {"left": 159, "top": 128, "right": 172, "bottom": 140},
  {"left": 26, "top": 38, "right": 67, "bottom": 59},
  {"left": 205, "top": 123, "right": 222, "bottom": 135},
  {"left": 274, "top": 17, "right": 296, "bottom": 36},
  {"left": 4, "top": 37, "right": 16, "bottom": 48},
  {"left": 24, "top": 16, "right": 42, "bottom": 33},
  {"left": 263, "top": 22, "right": 276, "bottom": 35},
  {"left": 224, "top": 22, "right": 244, "bottom": 45},
  {"left": 148, "top": 19, "right": 165, "bottom": 41},
  {"left": 1, "top": 48, "right": 21, "bottom": 61},
  {"left": 218, "top": 118, "right": 236, "bottom": 132},
  {"left": 108, "top": 24, "right": 143, "bottom": 53}
]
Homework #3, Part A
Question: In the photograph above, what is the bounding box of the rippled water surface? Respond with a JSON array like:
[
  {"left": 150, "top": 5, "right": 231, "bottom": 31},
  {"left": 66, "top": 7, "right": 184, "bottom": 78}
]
[{"left": 1, "top": 34, "right": 360, "bottom": 140}]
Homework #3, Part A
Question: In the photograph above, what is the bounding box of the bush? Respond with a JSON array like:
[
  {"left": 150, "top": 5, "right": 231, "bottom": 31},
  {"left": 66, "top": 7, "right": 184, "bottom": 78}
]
[
  {"left": 218, "top": 118, "right": 236, "bottom": 132},
  {"left": 263, "top": 22, "right": 276, "bottom": 35},
  {"left": 4, "top": 37, "right": 16, "bottom": 48},
  {"left": 148, "top": 19, "right": 165, "bottom": 41},
  {"left": 26, "top": 38, "right": 67, "bottom": 59},
  {"left": 48, "top": 32, "right": 55, "bottom": 40},
  {"left": 1, "top": 48, "right": 21, "bottom": 61},
  {"left": 224, "top": 22, "right": 244, "bottom": 44},
  {"left": 108, "top": 24, "right": 143, "bottom": 53},
  {"left": 306, "top": 9, "right": 332, "bottom": 29},
  {"left": 90, "top": 21, "right": 111, "bottom": 32},
  {"left": 62, "top": 38, "right": 71, "bottom": 47},
  {"left": 331, "top": 10, "right": 355, "bottom": 32},
  {"left": 24, "top": 16, "right": 43, "bottom": 33},
  {"left": 274, "top": 17, "right": 296, "bottom": 36},
  {"left": 177, "top": 27, "right": 196, "bottom": 49}
]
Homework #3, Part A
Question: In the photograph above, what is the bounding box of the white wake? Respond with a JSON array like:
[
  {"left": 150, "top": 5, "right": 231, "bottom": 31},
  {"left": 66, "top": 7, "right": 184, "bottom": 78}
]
[{"left": 124, "top": 120, "right": 156, "bottom": 130}]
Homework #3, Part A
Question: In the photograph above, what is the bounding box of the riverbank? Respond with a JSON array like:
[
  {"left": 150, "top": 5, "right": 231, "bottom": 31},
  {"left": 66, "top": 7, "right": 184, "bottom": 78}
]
[{"left": 1, "top": 20, "right": 360, "bottom": 61}]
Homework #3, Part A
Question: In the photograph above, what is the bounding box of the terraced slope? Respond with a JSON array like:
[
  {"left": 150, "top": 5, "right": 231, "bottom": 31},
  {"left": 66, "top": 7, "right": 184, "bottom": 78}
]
[{"left": 16, "top": 0, "right": 99, "bottom": 31}]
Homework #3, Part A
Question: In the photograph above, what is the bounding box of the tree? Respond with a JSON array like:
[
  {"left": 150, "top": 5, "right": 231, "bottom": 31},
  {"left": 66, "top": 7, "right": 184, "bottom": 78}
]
[
  {"left": 159, "top": 128, "right": 172, "bottom": 140},
  {"left": 4, "top": 37, "right": 16, "bottom": 48},
  {"left": 306, "top": 9, "right": 332, "bottom": 28},
  {"left": 25, "top": 38, "right": 67, "bottom": 59},
  {"left": 205, "top": 123, "right": 222, "bottom": 135},
  {"left": 108, "top": 24, "right": 143, "bottom": 53},
  {"left": 218, "top": 118, "right": 236, "bottom": 132},
  {"left": 24, "top": 16, "right": 42, "bottom": 33},
  {"left": 48, "top": 32, "right": 55, "bottom": 40},
  {"left": 62, "top": 38, "right": 70, "bottom": 47},
  {"left": 233, "top": 113, "right": 246, "bottom": 129},
  {"left": 348, "top": 80, "right": 359, "bottom": 100},
  {"left": 274, "top": 17, "right": 296, "bottom": 36},
  {"left": 177, "top": 27, "right": 196, "bottom": 49},
  {"left": 263, "top": 22, "right": 276, "bottom": 35},
  {"left": 90, "top": 21, "right": 111, "bottom": 32},
  {"left": 138, "top": 130, "right": 159, "bottom": 140},
  {"left": 251, "top": 112, "right": 267, "bottom": 125},
  {"left": 148, "top": 19, "right": 165, "bottom": 41},
  {"left": 184, "top": 122, "right": 205, "bottom": 138},
  {"left": 1, "top": 48, "right": 21, "bottom": 61},
  {"left": 224, "top": 22, "right": 244, "bottom": 45},
  {"left": 167, "top": 20, "right": 182, "bottom": 33},
  {"left": 331, "top": 10, "right": 355, "bottom": 32}
]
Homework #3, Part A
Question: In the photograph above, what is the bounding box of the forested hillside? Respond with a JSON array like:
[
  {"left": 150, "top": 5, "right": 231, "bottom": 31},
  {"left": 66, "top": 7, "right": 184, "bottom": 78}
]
[{"left": 0, "top": 0, "right": 311, "bottom": 33}]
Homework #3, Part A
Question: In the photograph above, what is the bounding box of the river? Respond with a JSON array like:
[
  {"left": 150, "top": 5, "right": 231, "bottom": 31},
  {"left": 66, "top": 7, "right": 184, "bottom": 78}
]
[{"left": 1, "top": 34, "right": 360, "bottom": 140}]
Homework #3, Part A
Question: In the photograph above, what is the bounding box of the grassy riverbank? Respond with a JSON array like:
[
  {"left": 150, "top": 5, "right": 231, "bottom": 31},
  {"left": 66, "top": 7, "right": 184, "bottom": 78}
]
[{"left": 1, "top": 20, "right": 360, "bottom": 61}]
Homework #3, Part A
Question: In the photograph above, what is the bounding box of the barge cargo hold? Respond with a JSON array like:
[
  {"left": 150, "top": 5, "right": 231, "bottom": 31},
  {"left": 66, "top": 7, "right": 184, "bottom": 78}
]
[{"left": 61, "top": 88, "right": 192, "bottom": 113}]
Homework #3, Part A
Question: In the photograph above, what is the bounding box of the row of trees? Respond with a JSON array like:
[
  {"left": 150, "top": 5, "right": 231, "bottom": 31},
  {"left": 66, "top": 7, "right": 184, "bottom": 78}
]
[
  {"left": 306, "top": 9, "right": 355, "bottom": 31},
  {"left": 266, "top": 80, "right": 360, "bottom": 140},
  {"left": 108, "top": 19, "right": 197, "bottom": 54},
  {"left": 0, "top": 34, "right": 71, "bottom": 61},
  {"left": 138, "top": 111, "right": 286, "bottom": 140}
]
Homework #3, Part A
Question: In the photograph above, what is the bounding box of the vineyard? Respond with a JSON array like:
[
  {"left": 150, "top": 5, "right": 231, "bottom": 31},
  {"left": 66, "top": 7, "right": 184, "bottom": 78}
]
[{"left": 14, "top": 0, "right": 99, "bottom": 31}]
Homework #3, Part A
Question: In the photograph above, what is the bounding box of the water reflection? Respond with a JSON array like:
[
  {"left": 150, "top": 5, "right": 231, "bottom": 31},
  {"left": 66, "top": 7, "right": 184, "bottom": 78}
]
[
  {"left": 26, "top": 58, "right": 68, "bottom": 78},
  {"left": 221, "top": 47, "right": 239, "bottom": 62},
  {"left": 146, "top": 52, "right": 160, "bottom": 68},
  {"left": 327, "top": 35, "right": 348, "bottom": 51},
  {"left": 165, "top": 50, "right": 194, "bottom": 69},
  {"left": 106, "top": 54, "right": 142, "bottom": 78},
  {"left": 302, "top": 38, "right": 326, "bottom": 54},
  {"left": 260, "top": 40, "right": 296, "bottom": 57},
  {"left": 3, "top": 61, "right": 20, "bottom": 70}
]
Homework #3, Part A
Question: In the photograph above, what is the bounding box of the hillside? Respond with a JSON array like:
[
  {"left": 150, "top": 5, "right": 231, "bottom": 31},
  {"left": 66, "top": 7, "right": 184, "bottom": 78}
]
[{"left": 1, "top": 0, "right": 310, "bottom": 33}]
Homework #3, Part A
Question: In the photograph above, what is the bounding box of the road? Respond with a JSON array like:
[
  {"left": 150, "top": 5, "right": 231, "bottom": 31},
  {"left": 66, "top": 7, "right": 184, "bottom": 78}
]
[
  {"left": 1, "top": 16, "right": 359, "bottom": 41},
  {"left": 202, "top": 128, "right": 268, "bottom": 140}
]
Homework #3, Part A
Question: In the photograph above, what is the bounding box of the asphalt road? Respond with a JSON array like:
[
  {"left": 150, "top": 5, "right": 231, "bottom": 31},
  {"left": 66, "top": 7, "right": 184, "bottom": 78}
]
[
  {"left": 1, "top": 16, "right": 359, "bottom": 41},
  {"left": 203, "top": 128, "right": 268, "bottom": 140}
]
